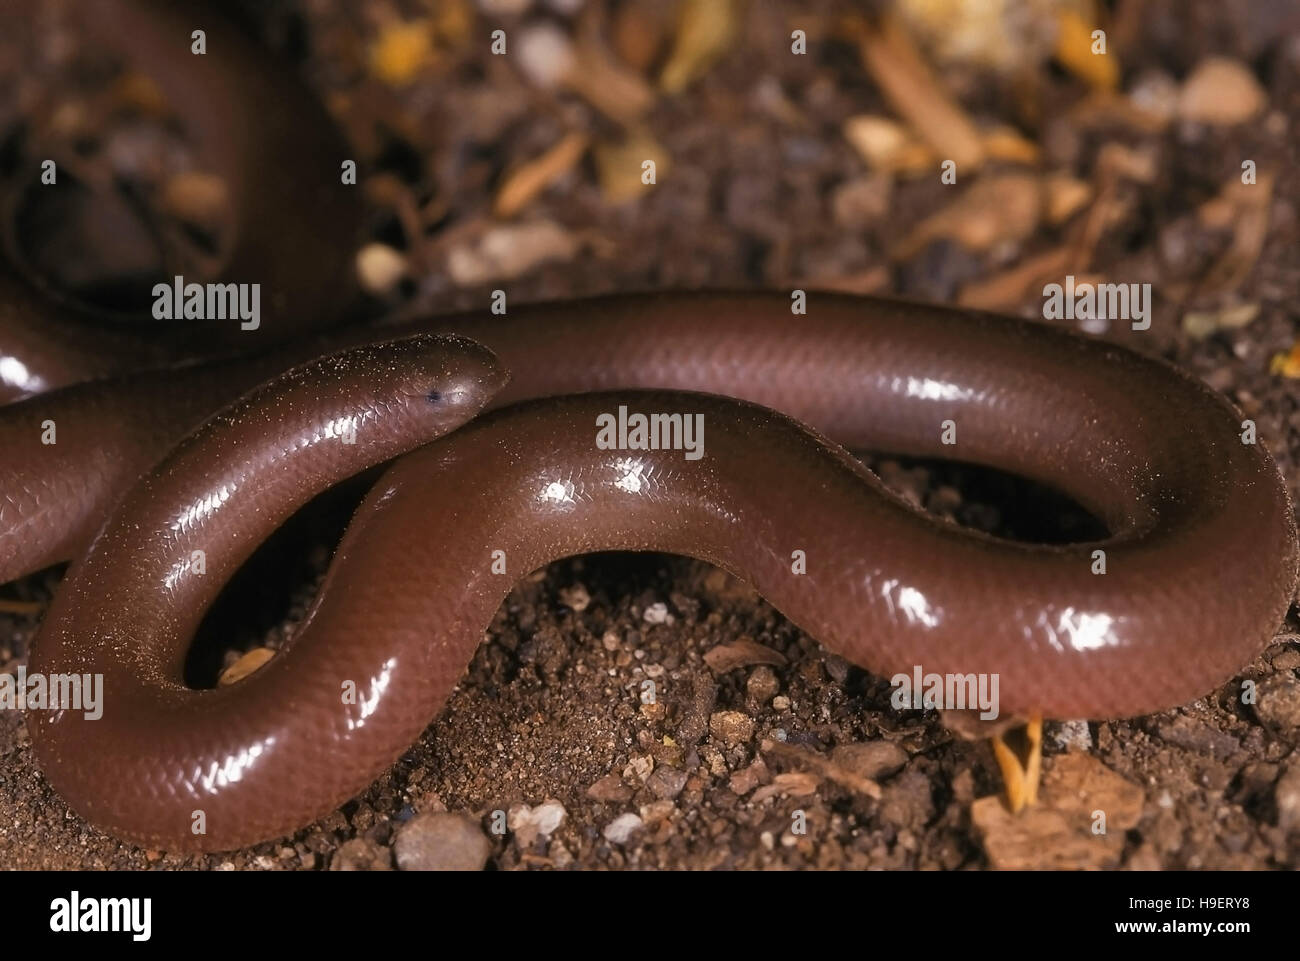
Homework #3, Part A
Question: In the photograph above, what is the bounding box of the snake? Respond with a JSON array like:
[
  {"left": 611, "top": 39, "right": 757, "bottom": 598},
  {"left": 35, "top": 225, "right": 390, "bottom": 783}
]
[{"left": 1, "top": 0, "right": 1295, "bottom": 851}]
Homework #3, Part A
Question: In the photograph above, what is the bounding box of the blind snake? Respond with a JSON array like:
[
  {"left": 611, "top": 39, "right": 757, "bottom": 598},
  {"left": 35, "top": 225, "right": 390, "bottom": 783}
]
[{"left": 1, "top": 0, "right": 1296, "bottom": 851}]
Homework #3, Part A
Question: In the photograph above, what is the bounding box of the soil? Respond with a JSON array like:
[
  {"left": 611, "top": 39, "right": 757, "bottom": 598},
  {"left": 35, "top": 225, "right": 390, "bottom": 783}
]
[{"left": 1, "top": 0, "right": 1298, "bottom": 869}]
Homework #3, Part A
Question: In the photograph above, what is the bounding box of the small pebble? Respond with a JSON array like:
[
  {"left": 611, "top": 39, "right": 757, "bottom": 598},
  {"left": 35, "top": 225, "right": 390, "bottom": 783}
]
[
  {"left": 1156, "top": 716, "right": 1241, "bottom": 760},
  {"left": 830, "top": 174, "right": 892, "bottom": 227},
  {"left": 603, "top": 813, "right": 644, "bottom": 844},
  {"left": 1049, "top": 719, "right": 1093, "bottom": 751},
  {"left": 587, "top": 773, "right": 633, "bottom": 802},
  {"left": 646, "top": 766, "right": 689, "bottom": 800},
  {"left": 830, "top": 741, "right": 908, "bottom": 780},
  {"left": 624, "top": 755, "right": 654, "bottom": 782},
  {"left": 1271, "top": 648, "right": 1300, "bottom": 671},
  {"left": 1274, "top": 762, "right": 1300, "bottom": 833},
  {"left": 1251, "top": 674, "right": 1300, "bottom": 731},
  {"left": 709, "top": 710, "right": 756, "bottom": 747},
  {"left": 823, "top": 654, "right": 851, "bottom": 684},
  {"left": 446, "top": 221, "right": 578, "bottom": 287},
  {"left": 161, "top": 171, "right": 229, "bottom": 230},
  {"left": 643, "top": 602, "right": 673, "bottom": 625},
  {"left": 878, "top": 771, "right": 934, "bottom": 828},
  {"left": 515, "top": 22, "right": 575, "bottom": 90},
  {"left": 393, "top": 812, "right": 491, "bottom": 871},
  {"left": 639, "top": 800, "right": 674, "bottom": 826},
  {"left": 1127, "top": 70, "right": 1180, "bottom": 124},
  {"left": 728, "top": 757, "right": 771, "bottom": 795},
  {"left": 746, "top": 666, "right": 780, "bottom": 704},
  {"left": 355, "top": 243, "right": 407, "bottom": 296},
  {"left": 1177, "top": 57, "right": 1266, "bottom": 126},
  {"left": 330, "top": 838, "right": 393, "bottom": 871},
  {"left": 558, "top": 583, "right": 590, "bottom": 611},
  {"left": 507, "top": 799, "right": 567, "bottom": 846}
]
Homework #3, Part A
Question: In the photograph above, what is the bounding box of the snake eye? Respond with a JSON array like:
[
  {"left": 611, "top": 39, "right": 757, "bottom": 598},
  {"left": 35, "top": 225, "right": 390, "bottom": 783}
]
[{"left": 425, "top": 389, "right": 442, "bottom": 404}]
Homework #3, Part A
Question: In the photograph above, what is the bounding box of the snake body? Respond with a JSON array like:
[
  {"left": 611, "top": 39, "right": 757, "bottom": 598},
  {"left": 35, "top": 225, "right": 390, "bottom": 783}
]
[{"left": 1, "top": 0, "right": 1295, "bottom": 851}]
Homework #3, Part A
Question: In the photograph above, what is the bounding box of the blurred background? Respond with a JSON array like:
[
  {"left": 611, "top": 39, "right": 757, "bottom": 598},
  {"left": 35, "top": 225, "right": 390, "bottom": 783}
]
[{"left": 3, "top": 1, "right": 1297, "bottom": 361}]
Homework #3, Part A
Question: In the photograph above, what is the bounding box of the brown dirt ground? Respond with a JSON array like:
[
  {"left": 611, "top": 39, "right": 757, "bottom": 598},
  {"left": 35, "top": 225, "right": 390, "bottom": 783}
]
[{"left": 1, "top": 0, "right": 1299, "bottom": 869}]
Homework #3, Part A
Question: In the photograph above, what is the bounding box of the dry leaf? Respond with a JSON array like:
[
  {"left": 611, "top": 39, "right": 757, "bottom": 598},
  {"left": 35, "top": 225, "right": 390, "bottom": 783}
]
[
  {"left": 762, "top": 739, "right": 883, "bottom": 799},
  {"left": 980, "top": 126, "right": 1040, "bottom": 165},
  {"left": 369, "top": 19, "right": 437, "bottom": 87},
  {"left": 895, "top": 173, "right": 1043, "bottom": 259},
  {"left": 854, "top": 15, "right": 984, "bottom": 171},
  {"left": 1199, "top": 172, "right": 1274, "bottom": 295},
  {"left": 1271, "top": 343, "right": 1300, "bottom": 379},
  {"left": 703, "top": 637, "right": 788, "bottom": 672},
  {"left": 111, "top": 71, "right": 169, "bottom": 115},
  {"left": 1044, "top": 172, "right": 1093, "bottom": 224},
  {"left": 660, "top": 0, "right": 738, "bottom": 94},
  {"left": 1181, "top": 303, "right": 1259, "bottom": 340},
  {"left": 431, "top": 0, "right": 474, "bottom": 49},
  {"left": 1054, "top": 8, "right": 1118, "bottom": 91},
  {"left": 1095, "top": 142, "right": 1158, "bottom": 183},
  {"left": 161, "top": 172, "right": 229, "bottom": 230},
  {"left": 1197, "top": 196, "right": 1237, "bottom": 230},
  {"left": 594, "top": 131, "right": 669, "bottom": 204},
  {"left": 219, "top": 647, "right": 276, "bottom": 686},
  {"left": 494, "top": 132, "right": 589, "bottom": 219},
  {"left": 812, "top": 266, "right": 892, "bottom": 296},
  {"left": 751, "top": 772, "right": 821, "bottom": 803},
  {"left": 1068, "top": 89, "right": 1170, "bottom": 133},
  {"left": 565, "top": 40, "right": 657, "bottom": 125},
  {"left": 958, "top": 246, "right": 1074, "bottom": 310},
  {"left": 843, "top": 115, "right": 935, "bottom": 173},
  {"left": 613, "top": 1, "right": 671, "bottom": 73},
  {"left": 0, "top": 597, "right": 42, "bottom": 616}
]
